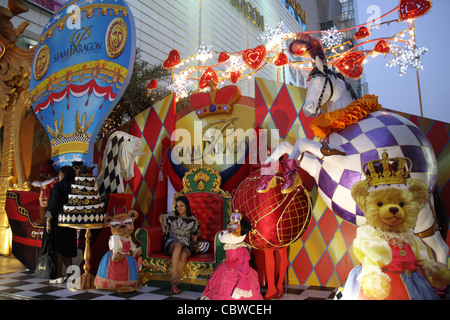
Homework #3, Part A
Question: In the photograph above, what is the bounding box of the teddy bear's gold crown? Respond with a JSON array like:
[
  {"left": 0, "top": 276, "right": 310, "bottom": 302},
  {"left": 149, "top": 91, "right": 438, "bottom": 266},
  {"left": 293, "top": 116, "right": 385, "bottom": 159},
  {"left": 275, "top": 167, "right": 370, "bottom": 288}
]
[{"left": 362, "top": 150, "right": 412, "bottom": 186}]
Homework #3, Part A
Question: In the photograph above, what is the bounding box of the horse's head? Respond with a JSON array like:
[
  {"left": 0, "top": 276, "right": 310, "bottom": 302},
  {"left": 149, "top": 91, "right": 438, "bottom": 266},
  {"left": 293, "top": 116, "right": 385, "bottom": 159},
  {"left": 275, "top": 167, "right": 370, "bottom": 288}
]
[
  {"left": 117, "top": 132, "right": 145, "bottom": 180},
  {"left": 303, "top": 57, "right": 333, "bottom": 117},
  {"left": 303, "top": 57, "right": 357, "bottom": 118}
]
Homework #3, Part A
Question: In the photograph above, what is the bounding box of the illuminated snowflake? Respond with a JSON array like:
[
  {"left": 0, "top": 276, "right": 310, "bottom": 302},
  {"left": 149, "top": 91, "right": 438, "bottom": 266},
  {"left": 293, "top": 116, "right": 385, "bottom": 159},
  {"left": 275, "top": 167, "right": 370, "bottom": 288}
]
[
  {"left": 258, "top": 21, "right": 291, "bottom": 50},
  {"left": 168, "top": 71, "right": 193, "bottom": 98},
  {"left": 321, "top": 27, "right": 344, "bottom": 48},
  {"left": 195, "top": 43, "right": 213, "bottom": 63},
  {"left": 387, "top": 40, "right": 428, "bottom": 76},
  {"left": 223, "top": 55, "right": 245, "bottom": 73}
]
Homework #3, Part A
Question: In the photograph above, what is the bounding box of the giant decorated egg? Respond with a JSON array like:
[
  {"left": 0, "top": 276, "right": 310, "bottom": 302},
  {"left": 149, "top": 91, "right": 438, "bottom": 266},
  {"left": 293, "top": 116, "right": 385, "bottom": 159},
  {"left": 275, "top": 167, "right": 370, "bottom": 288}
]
[
  {"left": 313, "top": 110, "right": 437, "bottom": 226},
  {"left": 30, "top": 0, "right": 135, "bottom": 168},
  {"left": 232, "top": 172, "right": 312, "bottom": 250}
]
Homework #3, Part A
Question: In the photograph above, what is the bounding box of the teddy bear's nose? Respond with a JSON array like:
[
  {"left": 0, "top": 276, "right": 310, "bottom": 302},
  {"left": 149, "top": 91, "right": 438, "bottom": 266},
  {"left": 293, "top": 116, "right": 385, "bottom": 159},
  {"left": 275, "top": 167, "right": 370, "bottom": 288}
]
[
  {"left": 119, "top": 225, "right": 126, "bottom": 229},
  {"left": 389, "top": 207, "right": 399, "bottom": 215}
]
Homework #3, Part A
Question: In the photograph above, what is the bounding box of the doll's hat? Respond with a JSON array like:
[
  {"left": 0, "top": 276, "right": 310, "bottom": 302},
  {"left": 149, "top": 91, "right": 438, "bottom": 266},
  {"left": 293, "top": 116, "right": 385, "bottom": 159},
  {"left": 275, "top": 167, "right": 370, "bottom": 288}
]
[{"left": 39, "top": 159, "right": 57, "bottom": 176}]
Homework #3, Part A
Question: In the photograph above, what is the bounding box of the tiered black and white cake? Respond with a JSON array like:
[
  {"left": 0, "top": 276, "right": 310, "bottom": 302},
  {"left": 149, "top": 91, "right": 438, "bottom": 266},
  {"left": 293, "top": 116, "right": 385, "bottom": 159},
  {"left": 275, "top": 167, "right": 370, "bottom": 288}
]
[{"left": 59, "top": 177, "right": 106, "bottom": 225}]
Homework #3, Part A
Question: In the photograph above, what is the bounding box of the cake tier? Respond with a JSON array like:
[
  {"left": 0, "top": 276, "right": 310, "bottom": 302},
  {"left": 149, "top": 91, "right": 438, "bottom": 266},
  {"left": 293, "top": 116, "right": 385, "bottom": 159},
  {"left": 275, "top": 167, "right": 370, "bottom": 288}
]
[
  {"left": 58, "top": 212, "right": 107, "bottom": 225},
  {"left": 68, "top": 194, "right": 101, "bottom": 206},
  {"left": 63, "top": 203, "right": 104, "bottom": 215},
  {"left": 71, "top": 184, "right": 98, "bottom": 196},
  {"left": 74, "top": 176, "right": 97, "bottom": 188}
]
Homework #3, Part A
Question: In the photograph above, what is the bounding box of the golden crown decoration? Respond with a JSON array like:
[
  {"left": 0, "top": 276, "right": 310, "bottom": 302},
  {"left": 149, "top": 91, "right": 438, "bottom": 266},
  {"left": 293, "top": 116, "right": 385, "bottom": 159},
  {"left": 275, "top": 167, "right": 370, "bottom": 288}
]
[
  {"left": 362, "top": 150, "right": 412, "bottom": 186},
  {"left": 193, "top": 171, "right": 210, "bottom": 190}
]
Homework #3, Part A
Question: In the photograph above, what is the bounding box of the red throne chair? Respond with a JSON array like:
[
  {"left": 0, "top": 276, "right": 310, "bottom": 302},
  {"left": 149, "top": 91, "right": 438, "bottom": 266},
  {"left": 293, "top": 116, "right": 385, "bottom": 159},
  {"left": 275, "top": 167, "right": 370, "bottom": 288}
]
[
  {"left": 136, "top": 166, "right": 232, "bottom": 286},
  {"left": 5, "top": 191, "right": 43, "bottom": 271}
]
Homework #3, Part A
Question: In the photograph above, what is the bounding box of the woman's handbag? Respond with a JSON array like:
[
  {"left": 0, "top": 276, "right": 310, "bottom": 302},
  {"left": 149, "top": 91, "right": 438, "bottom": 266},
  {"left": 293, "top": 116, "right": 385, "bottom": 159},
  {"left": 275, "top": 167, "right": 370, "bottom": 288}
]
[{"left": 35, "top": 232, "right": 56, "bottom": 279}]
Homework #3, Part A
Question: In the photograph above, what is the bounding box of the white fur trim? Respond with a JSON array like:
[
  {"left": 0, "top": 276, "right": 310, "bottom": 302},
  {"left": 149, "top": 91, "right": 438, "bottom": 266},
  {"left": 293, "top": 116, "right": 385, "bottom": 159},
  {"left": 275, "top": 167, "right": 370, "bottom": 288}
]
[
  {"left": 32, "top": 177, "right": 57, "bottom": 188},
  {"left": 357, "top": 266, "right": 391, "bottom": 284},
  {"left": 232, "top": 287, "right": 253, "bottom": 299},
  {"left": 368, "top": 184, "right": 408, "bottom": 192},
  {"left": 223, "top": 242, "right": 249, "bottom": 250},
  {"left": 219, "top": 231, "right": 247, "bottom": 244}
]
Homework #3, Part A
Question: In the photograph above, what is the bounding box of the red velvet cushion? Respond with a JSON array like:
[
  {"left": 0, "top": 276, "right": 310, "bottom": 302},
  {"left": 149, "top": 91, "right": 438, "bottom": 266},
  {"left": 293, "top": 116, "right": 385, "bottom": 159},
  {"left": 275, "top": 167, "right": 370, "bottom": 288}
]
[{"left": 185, "top": 193, "right": 223, "bottom": 245}]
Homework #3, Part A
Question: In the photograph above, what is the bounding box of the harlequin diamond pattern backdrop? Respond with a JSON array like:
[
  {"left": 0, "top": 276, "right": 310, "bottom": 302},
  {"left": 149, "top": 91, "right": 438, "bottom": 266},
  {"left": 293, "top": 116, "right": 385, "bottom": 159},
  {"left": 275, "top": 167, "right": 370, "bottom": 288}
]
[
  {"left": 95, "top": 94, "right": 176, "bottom": 227},
  {"left": 94, "top": 79, "right": 450, "bottom": 288},
  {"left": 255, "top": 77, "right": 450, "bottom": 287}
]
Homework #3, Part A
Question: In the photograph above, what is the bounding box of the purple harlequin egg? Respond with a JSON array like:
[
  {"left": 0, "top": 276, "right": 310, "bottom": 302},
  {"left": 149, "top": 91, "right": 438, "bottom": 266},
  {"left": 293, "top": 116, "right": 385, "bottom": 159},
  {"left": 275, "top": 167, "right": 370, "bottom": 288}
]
[{"left": 315, "top": 111, "right": 437, "bottom": 225}]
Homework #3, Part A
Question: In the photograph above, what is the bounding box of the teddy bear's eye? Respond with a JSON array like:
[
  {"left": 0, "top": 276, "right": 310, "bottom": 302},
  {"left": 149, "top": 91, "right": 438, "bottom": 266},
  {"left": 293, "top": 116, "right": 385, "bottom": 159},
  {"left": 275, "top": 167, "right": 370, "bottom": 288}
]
[
  {"left": 377, "top": 202, "right": 383, "bottom": 207},
  {"left": 399, "top": 202, "right": 405, "bottom": 207}
]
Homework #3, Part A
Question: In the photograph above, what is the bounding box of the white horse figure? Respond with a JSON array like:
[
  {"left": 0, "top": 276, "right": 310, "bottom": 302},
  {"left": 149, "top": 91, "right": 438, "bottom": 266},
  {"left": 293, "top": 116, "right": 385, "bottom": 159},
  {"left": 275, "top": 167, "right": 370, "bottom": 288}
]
[
  {"left": 97, "top": 131, "right": 144, "bottom": 195},
  {"left": 259, "top": 36, "right": 448, "bottom": 264}
]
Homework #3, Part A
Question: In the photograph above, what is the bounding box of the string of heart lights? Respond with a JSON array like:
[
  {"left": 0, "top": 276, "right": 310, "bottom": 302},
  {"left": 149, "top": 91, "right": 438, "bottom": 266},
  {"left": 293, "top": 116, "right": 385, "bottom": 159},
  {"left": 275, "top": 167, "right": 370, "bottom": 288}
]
[{"left": 148, "top": 0, "right": 432, "bottom": 100}]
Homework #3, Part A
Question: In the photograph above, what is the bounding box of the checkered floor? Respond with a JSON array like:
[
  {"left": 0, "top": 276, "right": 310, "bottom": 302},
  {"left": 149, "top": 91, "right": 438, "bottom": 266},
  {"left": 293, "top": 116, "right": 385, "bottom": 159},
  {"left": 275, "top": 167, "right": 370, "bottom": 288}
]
[{"left": 0, "top": 269, "right": 337, "bottom": 301}]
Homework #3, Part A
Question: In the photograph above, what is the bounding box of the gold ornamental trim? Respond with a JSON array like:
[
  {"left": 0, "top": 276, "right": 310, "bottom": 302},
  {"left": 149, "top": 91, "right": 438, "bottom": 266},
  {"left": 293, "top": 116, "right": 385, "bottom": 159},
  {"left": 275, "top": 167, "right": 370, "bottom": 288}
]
[
  {"left": 38, "top": 2, "right": 129, "bottom": 44},
  {"left": 58, "top": 222, "right": 104, "bottom": 229},
  {"left": 68, "top": 197, "right": 101, "bottom": 206},
  {"left": 105, "top": 17, "right": 128, "bottom": 59},
  {"left": 180, "top": 166, "right": 224, "bottom": 194},
  {"left": 50, "top": 141, "right": 89, "bottom": 157},
  {"left": 33, "top": 44, "right": 50, "bottom": 81},
  {"left": 71, "top": 187, "right": 98, "bottom": 196},
  {"left": 140, "top": 259, "right": 215, "bottom": 284},
  {"left": 31, "top": 60, "right": 126, "bottom": 102}
]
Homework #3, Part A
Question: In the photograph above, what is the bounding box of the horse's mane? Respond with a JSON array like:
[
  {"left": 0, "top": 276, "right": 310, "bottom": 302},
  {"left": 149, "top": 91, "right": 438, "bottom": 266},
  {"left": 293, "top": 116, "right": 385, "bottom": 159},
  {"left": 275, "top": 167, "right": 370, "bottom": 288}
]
[{"left": 288, "top": 33, "right": 327, "bottom": 63}]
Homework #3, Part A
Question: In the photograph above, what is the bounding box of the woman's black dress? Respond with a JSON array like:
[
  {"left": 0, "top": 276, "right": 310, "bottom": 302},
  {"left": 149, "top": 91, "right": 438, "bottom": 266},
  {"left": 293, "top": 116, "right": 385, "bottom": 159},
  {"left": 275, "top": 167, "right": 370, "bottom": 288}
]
[{"left": 42, "top": 178, "right": 77, "bottom": 258}]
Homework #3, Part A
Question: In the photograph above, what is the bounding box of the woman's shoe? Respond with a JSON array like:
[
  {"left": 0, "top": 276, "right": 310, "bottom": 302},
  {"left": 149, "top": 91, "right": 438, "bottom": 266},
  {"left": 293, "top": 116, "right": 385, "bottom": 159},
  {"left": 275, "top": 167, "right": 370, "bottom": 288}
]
[
  {"left": 170, "top": 285, "right": 182, "bottom": 294},
  {"left": 49, "top": 274, "right": 69, "bottom": 284},
  {"left": 257, "top": 162, "right": 279, "bottom": 193},
  {"left": 170, "top": 279, "right": 182, "bottom": 294},
  {"left": 280, "top": 159, "right": 302, "bottom": 194}
]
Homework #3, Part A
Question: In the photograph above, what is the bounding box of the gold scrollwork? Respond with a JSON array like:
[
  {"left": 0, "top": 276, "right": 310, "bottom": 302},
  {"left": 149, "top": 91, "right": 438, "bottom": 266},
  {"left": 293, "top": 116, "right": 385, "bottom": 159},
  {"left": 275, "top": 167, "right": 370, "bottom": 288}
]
[
  {"left": 148, "top": 258, "right": 170, "bottom": 273},
  {"left": 185, "top": 262, "right": 214, "bottom": 278},
  {"left": 180, "top": 166, "right": 225, "bottom": 194},
  {"left": 193, "top": 171, "right": 210, "bottom": 191}
]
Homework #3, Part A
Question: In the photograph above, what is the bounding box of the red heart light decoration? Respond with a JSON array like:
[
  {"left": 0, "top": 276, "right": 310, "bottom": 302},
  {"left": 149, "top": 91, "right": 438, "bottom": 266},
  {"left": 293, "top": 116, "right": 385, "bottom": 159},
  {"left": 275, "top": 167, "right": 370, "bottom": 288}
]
[
  {"left": 274, "top": 53, "right": 289, "bottom": 66},
  {"left": 163, "top": 49, "right": 181, "bottom": 69},
  {"left": 335, "top": 51, "right": 365, "bottom": 79},
  {"left": 354, "top": 26, "right": 370, "bottom": 40},
  {"left": 243, "top": 45, "right": 266, "bottom": 69},
  {"left": 398, "top": 0, "right": 432, "bottom": 21},
  {"left": 230, "top": 71, "right": 241, "bottom": 83},
  {"left": 218, "top": 52, "right": 230, "bottom": 63},
  {"left": 199, "top": 67, "right": 219, "bottom": 89},
  {"left": 147, "top": 79, "right": 158, "bottom": 90},
  {"left": 374, "top": 40, "right": 390, "bottom": 54}
]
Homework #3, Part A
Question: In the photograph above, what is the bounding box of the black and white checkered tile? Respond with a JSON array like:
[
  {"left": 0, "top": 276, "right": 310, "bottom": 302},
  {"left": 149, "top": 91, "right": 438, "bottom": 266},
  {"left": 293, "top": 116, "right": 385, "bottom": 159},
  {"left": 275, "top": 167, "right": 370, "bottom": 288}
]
[
  {"left": 0, "top": 270, "right": 202, "bottom": 300},
  {"left": 0, "top": 270, "right": 337, "bottom": 301}
]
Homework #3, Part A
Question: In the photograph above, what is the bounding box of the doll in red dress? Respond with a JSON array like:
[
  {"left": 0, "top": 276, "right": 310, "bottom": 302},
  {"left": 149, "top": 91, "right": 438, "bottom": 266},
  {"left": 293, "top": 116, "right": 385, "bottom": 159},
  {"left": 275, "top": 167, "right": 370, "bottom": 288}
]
[{"left": 201, "top": 212, "right": 263, "bottom": 300}]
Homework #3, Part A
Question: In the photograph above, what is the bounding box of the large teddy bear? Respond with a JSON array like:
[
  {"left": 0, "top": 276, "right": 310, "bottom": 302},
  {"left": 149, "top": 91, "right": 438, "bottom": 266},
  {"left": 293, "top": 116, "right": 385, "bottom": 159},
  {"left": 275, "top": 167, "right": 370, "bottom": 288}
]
[
  {"left": 201, "top": 211, "right": 263, "bottom": 300},
  {"left": 94, "top": 207, "right": 142, "bottom": 292},
  {"left": 341, "top": 167, "right": 450, "bottom": 300}
]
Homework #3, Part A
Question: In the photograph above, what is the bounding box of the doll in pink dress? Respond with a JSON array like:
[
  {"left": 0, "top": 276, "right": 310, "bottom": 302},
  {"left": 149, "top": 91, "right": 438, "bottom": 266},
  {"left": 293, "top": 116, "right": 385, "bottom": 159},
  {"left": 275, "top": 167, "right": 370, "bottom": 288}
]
[{"left": 201, "top": 212, "right": 263, "bottom": 300}]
